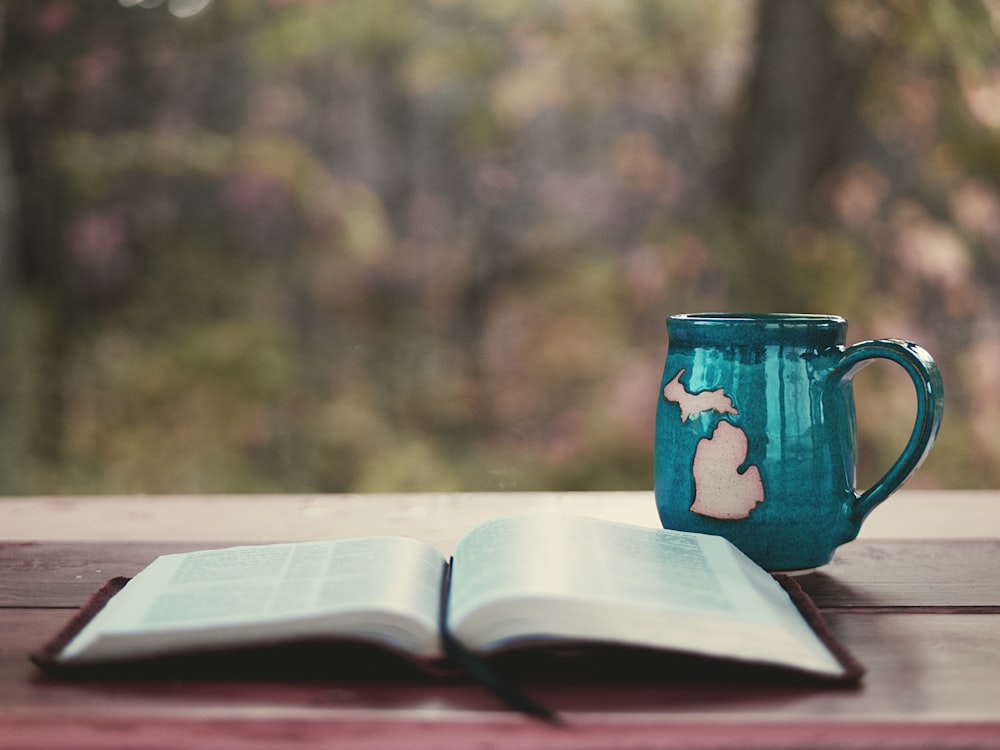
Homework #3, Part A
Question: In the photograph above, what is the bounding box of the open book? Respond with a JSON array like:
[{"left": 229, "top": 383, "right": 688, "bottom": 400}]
[{"left": 35, "top": 513, "right": 861, "bottom": 693}]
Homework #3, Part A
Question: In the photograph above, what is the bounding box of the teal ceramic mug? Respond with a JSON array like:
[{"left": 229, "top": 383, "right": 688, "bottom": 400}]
[{"left": 654, "top": 313, "right": 944, "bottom": 571}]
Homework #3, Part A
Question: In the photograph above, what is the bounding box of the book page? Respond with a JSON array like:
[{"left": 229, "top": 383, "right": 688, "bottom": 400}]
[
  {"left": 447, "top": 513, "right": 844, "bottom": 677},
  {"left": 61, "top": 536, "right": 446, "bottom": 664}
]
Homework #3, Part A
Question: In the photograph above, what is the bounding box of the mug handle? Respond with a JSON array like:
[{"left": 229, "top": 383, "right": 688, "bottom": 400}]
[{"left": 827, "top": 339, "right": 945, "bottom": 526}]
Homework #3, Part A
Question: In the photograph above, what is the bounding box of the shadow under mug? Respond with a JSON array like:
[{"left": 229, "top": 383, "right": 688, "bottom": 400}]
[{"left": 654, "top": 313, "right": 944, "bottom": 571}]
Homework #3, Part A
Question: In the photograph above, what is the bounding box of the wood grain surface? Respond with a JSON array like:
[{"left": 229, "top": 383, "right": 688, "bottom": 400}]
[{"left": 2, "top": 491, "right": 999, "bottom": 750}]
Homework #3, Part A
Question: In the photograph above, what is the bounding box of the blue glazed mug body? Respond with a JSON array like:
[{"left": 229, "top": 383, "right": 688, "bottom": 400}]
[{"left": 654, "top": 313, "right": 944, "bottom": 571}]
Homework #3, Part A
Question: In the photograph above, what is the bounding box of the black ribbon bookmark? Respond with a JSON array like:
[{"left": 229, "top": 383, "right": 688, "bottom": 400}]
[{"left": 438, "top": 559, "right": 561, "bottom": 724}]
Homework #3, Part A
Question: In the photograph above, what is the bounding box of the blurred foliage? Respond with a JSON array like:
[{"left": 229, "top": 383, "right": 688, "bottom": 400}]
[{"left": 1, "top": 0, "right": 999, "bottom": 494}]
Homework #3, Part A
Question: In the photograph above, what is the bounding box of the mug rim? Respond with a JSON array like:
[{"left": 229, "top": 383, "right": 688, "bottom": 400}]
[{"left": 670, "top": 312, "right": 847, "bottom": 325}]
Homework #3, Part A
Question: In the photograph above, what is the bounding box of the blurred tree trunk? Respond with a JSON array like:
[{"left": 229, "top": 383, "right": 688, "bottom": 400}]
[
  {"left": 0, "top": 0, "right": 14, "bottom": 483},
  {"left": 2, "top": 3, "right": 75, "bottom": 466},
  {"left": 718, "top": 0, "right": 879, "bottom": 310},
  {"left": 0, "top": 2, "right": 153, "bottom": 468}
]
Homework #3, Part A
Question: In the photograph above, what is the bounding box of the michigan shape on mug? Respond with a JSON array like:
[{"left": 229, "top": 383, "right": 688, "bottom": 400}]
[{"left": 662, "top": 370, "right": 764, "bottom": 521}]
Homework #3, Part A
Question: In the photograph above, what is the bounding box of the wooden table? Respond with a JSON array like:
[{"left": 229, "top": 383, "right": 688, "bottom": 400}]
[{"left": 2, "top": 490, "right": 999, "bottom": 749}]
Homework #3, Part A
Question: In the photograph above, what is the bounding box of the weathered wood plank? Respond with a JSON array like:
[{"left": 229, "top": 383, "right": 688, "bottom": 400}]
[
  {"left": 1, "top": 491, "right": 997, "bottom": 543},
  {"left": 0, "top": 541, "right": 224, "bottom": 608},
  {"left": 1, "top": 609, "right": 999, "bottom": 749},
  {"left": 2, "top": 717, "right": 999, "bottom": 750},
  {"left": 800, "top": 538, "right": 1000, "bottom": 608},
  {"left": 5, "top": 539, "right": 1000, "bottom": 609}
]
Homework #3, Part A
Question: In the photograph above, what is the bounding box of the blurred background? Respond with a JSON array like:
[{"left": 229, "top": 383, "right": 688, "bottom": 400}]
[{"left": 0, "top": 0, "right": 997, "bottom": 495}]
